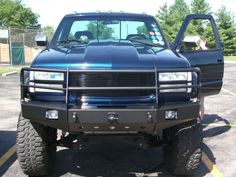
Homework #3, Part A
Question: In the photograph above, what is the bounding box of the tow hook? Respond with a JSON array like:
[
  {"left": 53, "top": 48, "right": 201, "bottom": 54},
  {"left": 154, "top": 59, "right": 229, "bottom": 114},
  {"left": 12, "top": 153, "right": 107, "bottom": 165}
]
[{"left": 107, "top": 112, "right": 119, "bottom": 124}]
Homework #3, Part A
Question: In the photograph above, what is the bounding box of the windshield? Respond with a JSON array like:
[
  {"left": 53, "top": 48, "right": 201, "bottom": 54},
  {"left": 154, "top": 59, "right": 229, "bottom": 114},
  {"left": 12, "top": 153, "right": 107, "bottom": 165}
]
[{"left": 51, "top": 16, "right": 167, "bottom": 49}]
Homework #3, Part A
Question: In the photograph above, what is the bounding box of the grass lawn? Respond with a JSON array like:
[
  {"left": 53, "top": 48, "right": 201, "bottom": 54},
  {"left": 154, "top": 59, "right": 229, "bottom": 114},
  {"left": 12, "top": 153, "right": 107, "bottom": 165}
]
[
  {"left": 224, "top": 56, "right": 236, "bottom": 61},
  {"left": 0, "top": 67, "right": 22, "bottom": 74}
]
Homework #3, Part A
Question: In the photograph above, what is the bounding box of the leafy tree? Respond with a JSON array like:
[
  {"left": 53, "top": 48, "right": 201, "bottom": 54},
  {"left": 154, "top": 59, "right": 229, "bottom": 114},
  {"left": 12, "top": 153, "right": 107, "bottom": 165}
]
[
  {"left": 156, "top": 0, "right": 190, "bottom": 43},
  {"left": 137, "top": 25, "right": 148, "bottom": 36},
  {"left": 169, "top": 0, "right": 190, "bottom": 19},
  {"left": 156, "top": 3, "right": 169, "bottom": 24},
  {"left": 156, "top": 0, "right": 236, "bottom": 55},
  {"left": 0, "top": 0, "right": 38, "bottom": 27},
  {"left": 87, "top": 21, "right": 113, "bottom": 39},
  {"left": 216, "top": 6, "right": 236, "bottom": 55},
  {"left": 202, "top": 23, "right": 217, "bottom": 49},
  {"left": 169, "top": 0, "right": 190, "bottom": 42},
  {"left": 156, "top": 3, "right": 172, "bottom": 41},
  {"left": 191, "top": 0, "right": 211, "bottom": 14},
  {"left": 190, "top": 0, "right": 212, "bottom": 44},
  {"left": 42, "top": 25, "right": 54, "bottom": 41}
]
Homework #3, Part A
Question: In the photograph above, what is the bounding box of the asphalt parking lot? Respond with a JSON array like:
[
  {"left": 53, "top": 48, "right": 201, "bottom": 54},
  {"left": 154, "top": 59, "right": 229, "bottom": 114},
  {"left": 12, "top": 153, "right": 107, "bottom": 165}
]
[{"left": 0, "top": 63, "right": 236, "bottom": 177}]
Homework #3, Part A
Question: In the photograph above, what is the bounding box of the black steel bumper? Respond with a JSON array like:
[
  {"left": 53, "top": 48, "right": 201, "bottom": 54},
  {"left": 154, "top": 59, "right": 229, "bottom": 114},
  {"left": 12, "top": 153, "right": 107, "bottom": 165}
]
[
  {"left": 22, "top": 101, "right": 200, "bottom": 133},
  {"left": 20, "top": 67, "right": 201, "bottom": 133}
]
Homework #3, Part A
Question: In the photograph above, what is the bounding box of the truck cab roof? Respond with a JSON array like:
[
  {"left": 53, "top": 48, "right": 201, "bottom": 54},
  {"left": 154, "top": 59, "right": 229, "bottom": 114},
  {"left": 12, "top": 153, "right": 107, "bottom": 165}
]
[{"left": 64, "top": 12, "right": 154, "bottom": 18}]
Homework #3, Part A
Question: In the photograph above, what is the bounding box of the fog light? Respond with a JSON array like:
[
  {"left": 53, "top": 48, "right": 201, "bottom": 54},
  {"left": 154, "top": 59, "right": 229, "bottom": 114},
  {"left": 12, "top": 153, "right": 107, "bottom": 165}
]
[
  {"left": 124, "top": 126, "right": 130, "bottom": 129},
  {"left": 109, "top": 126, "right": 116, "bottom": 130},
  {"left": 165, "top": 110, "right": 177, "bottom": 120},
  {"left": 46, "top": 110, "right": 58, "bottom": 120}
]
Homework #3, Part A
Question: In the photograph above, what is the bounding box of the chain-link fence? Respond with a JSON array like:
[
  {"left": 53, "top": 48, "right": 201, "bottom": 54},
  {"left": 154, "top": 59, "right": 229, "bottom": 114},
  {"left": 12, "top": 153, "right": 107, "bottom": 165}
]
[{"left": 0, "top": 27, "right": 53, "bottom": 66}]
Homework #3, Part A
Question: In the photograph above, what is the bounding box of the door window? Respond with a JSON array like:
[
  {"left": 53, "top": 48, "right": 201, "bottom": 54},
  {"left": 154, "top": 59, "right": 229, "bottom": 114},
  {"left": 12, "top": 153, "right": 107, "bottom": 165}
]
[{"left": 180, "top": 19, "right": 217, "bottom": 52}]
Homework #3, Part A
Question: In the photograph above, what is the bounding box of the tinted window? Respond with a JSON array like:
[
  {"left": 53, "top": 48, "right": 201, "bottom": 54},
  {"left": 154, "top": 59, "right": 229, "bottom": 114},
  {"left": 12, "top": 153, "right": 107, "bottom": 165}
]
[{"left": 52, "top": 16, "right": 166, "bottom": 49}]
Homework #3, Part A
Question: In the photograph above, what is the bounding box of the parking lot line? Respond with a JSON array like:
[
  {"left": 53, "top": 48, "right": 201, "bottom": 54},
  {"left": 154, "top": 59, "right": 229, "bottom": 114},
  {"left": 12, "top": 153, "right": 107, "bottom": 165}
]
[
  {"left": 202, "top": 152, "right": 224, "bottom": 177},
  {"left": 222, "top": 88, "right": 236, "bottom": 97},
  {"left": 202, "top": 123, "right": 236, "bottom": 127},
  {"left": 0, "top": 144, "right": 16, "bottom": 167}
]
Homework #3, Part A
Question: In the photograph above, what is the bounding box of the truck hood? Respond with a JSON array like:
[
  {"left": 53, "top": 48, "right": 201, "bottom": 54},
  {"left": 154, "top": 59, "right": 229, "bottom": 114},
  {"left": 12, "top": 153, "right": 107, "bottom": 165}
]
[{"left": 32, "top": 41, "right": 190, "bottom": 69}]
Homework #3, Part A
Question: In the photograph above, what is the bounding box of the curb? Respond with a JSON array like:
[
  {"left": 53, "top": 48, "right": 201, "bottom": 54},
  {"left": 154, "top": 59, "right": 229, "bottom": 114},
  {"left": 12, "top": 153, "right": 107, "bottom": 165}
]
[
  {"left": 225, "top": 61, "right": 236, "bottom": 64},
  {"left": 1, "top": 71, "right": 17, "bottom": 77}
]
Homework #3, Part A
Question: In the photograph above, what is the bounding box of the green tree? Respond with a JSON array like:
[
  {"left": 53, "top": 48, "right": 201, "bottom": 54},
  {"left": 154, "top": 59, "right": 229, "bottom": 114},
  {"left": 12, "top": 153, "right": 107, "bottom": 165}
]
[
  {"left": 137, "top": 25, "right": 148, "bottom": 35},
  {"left": 0, "top": 0, "right": 38, "bottom": 27},
  {"left": 169, "top": 0, "right": 190, "bottom": 19},
  {"left": 156, "top": 3, "right": 172, "bottom": 41},
  {"left": 190, "top": 0, "right": 212, "bottom": 43},
  {"left": 87, "top": 21, "right": 113, "bottom": 39},
  {"left": 169, "top": 0, "right": 190, "bottom": 42},
  {"left": 216, "top": 6, "right": 236, "bottom": 55},
  {"left": 42, "top": 25, "right": 54, "bottom": 41},
  {"left": 156, "top": 0, "right": 190, "bottom": 43},
  {"left": 191, "top": 0, "right": 211, "bottom": 14}
]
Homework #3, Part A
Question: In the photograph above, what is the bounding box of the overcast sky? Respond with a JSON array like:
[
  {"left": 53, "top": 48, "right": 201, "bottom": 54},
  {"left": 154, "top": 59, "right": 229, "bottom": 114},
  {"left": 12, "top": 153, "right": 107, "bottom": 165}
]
[{"left": 22, "top": 0, "right": 236, "bottom": 28}]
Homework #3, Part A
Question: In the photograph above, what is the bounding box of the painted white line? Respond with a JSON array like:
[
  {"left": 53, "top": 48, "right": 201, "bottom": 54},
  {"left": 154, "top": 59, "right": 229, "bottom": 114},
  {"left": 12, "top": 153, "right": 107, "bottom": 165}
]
[
  {"left": 202, "top": 123, "right": 236, "bottom": 127},
  {"left": 222, "top": 88, "right": 236, "bottom": 97}
]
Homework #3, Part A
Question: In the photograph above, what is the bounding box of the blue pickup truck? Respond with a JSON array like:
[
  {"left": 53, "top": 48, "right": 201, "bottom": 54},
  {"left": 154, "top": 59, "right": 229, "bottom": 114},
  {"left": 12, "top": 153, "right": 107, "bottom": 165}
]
[{"left": 17, "top": 12, "right": 224, "bottom": 176}]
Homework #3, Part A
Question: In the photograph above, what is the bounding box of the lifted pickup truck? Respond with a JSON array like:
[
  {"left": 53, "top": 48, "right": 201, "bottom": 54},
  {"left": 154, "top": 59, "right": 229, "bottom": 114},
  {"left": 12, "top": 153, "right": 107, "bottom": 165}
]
[{"left": 17, "top": 12, "right": 224, "bottom": 176}]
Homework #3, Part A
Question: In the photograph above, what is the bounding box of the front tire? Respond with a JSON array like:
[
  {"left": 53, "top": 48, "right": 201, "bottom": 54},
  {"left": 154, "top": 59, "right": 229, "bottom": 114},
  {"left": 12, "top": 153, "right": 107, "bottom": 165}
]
[
  {"left": 16, "top": 114, "right": 57, "bottom": 176},
  {"left": 163, "top": 119, "right": 202, "bottom": 176}
]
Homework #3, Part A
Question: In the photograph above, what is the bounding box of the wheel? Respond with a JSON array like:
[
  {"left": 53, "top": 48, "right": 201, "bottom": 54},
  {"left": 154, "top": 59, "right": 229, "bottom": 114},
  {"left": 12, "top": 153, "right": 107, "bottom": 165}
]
[
  {"left": 163, "top": 119, "right": 202, "bottom": 176},
  {"left": 16, "top": 114, "right": 57, "bottom": 176}
]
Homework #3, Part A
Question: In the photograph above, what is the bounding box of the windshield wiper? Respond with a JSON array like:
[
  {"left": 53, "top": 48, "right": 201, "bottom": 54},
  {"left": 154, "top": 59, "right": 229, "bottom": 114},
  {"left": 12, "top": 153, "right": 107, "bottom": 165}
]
[
  {"left": 128, "top": 38, "right": 159, "bottom": 47},
  {"left": 57, "top": 39, "right": 87, "bottom": 45}
]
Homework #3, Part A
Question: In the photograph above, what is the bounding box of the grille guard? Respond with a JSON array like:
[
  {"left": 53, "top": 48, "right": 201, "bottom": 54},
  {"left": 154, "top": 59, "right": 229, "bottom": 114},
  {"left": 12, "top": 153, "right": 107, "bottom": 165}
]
[{"left": 20, "top": 67, "right": 201, "bottom": 105}]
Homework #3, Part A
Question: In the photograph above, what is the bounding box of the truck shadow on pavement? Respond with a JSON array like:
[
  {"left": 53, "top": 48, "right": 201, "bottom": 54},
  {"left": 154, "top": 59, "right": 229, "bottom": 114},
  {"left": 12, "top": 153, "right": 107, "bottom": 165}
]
[
  {"left": 0, "top": 131, "right": 17, "bottom": 177},
  {"left": 200, "top": 114, "right": 231, "bottom": 176},
  {"left": 0, "top": 113, "right": 229, "bottom": 177},
  {"left": 202, "top": 114, "right": 231, "bottom": 139},
  {"left": 48, "top": 114, "right": 230, "bottom": 177}
]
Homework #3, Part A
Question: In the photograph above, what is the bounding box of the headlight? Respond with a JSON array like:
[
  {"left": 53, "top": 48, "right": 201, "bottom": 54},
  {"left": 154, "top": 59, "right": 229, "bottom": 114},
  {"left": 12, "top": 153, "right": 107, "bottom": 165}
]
[
  {"left": 160, "top": 84, "right": 188, "bottom": 93},
  {"left": 30, "top": 71, "right": 64, "bottom": 81},
  {"left": 159, "top": 72, "right": 192, "bottom": 93},
  {"left": 29, "top": 83, "right": 63, "bottom": 93},
  {"left": 159, "top": 72, "right": 192, "bottom": 82},
  {"left": 29, "top": 71, "right": 64, "bottom": 93}
]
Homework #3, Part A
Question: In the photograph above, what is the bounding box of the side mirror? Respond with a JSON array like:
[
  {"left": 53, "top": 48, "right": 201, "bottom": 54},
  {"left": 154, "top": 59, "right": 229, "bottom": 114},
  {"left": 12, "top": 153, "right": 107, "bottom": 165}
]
[{"left": 35, "top": 34, "right": 48, "bottom": 47}]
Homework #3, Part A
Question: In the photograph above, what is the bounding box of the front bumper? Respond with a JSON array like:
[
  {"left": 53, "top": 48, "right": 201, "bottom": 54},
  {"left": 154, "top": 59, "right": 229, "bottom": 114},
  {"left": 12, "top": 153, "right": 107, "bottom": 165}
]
[
  {"left": 20, "top": 67, "right": 201, "bottom": 133},
  {"left": 22, "top": 101, "right": 200, "bottom": 133}
]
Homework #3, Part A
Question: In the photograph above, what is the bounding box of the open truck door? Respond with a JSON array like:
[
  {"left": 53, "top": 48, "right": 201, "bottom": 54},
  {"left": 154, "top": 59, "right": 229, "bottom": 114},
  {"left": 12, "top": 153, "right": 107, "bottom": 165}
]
[{"left": 171, "top": 14, "right": 224, "bottom": 96}]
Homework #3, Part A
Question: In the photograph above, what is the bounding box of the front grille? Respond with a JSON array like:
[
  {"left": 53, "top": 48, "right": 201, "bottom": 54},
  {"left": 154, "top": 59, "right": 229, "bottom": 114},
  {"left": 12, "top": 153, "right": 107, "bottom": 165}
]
[
  {"left": 70, "top": 90, "right": 155, "bottom": 97},
  {"left": 69, "top": 72, "right": 155, "bottom": 87},
  {"left": 69, "top": 72, "right": 156, "bottom": 105}
]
